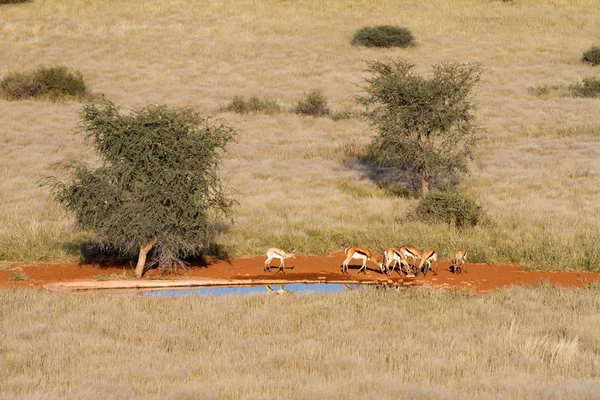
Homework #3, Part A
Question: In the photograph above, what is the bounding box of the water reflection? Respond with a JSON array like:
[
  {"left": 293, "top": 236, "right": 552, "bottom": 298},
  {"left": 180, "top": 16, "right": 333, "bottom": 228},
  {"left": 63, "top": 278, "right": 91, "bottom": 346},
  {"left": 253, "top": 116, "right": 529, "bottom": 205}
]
[{"left": 139, "top": 283, "right": 360, "bottom": 297}]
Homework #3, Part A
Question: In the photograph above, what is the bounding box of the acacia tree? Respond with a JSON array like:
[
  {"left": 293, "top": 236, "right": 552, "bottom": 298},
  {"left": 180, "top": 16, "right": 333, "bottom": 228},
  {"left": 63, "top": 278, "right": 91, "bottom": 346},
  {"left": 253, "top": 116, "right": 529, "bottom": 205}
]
[
  {"left": 358, "top": 59, "right": 483, "bottom": 196},
  {"left": 44, "top": 102, "right": 236, "bottom": 277}
]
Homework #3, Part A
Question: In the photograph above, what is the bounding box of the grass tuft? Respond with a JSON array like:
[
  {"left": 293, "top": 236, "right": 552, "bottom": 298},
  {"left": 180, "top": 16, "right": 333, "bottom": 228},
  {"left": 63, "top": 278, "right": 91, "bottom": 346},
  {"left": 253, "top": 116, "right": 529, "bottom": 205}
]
[
  {"left": 9, "top": 268, "right": 30, "bottom": 281},
  {"left": 221, "top": 95, "right": 283, "bottom": 115},
  {"left": 96, "top": 273, "right": 136, "bottom": 281}
]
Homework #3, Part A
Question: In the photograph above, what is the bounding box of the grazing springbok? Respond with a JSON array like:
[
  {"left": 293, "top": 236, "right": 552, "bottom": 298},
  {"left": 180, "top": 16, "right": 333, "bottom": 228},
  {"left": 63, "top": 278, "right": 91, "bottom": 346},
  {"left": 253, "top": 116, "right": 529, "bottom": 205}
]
[
  {"left": 399, "top": 245, "right": 421, "bottom": 275},
  {"left": 453, "top": 248, "right": 468, "bottom": 274},
  {"left": 382, "top": 248, "right": 411, "bottom": 276},
  {"left": 418, "top": 248, "right": 438, "bottom": 276},
  {"left": 264, "top": 248, "right": 295, "bottom": 274},
  {"left": 342, "top": 247, "right": 385, "bottom": 274}
]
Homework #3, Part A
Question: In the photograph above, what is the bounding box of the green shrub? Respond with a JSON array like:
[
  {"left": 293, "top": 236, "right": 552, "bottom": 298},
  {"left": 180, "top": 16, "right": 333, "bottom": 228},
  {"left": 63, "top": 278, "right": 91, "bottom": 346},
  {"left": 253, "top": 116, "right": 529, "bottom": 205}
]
[
  {"left": 582, "top": 46, "right": 600, "bottom": 66},
  {"left": 0, "top": 65, "right": 86, "bottom": 100},
  {"left": 293, "top": 89, "right": 330, "bottom": 117},
  {"left": 351, "top": 25, "right": 415, "bottom": 48},
  {"left": 37, "top": 66, "right": 86, "bottom": 97},
  {"left": 222, "top": 95, "right": 282, "bottom": 114},
  {"left": 571, "top": 77, "right": 600, "bottom": 98},
  {"left": 0, "top": 0, "right": 31, "bottom": 4},
  {"left": 414, "top": 190, "right": 483, "bottom": 228}
]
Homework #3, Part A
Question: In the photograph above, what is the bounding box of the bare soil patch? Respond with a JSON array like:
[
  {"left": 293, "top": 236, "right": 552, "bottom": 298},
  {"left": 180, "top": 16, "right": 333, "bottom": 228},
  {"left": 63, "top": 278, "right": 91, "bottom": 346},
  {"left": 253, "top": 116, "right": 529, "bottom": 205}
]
[{"left": 2, "top": 253, "right": 598, "bottom": 292}]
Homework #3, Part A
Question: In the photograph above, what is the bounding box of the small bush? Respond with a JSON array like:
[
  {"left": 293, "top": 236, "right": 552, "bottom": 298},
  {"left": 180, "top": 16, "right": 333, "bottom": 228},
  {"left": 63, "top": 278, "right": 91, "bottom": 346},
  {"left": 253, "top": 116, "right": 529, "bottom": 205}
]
[
  {"left": 37, "top": 66, "right": 86, "bottom": 97},
  {"left": 0, "top": 65, "right": 87, "bottom": 100},
  {"left": 582, "top": 46, "right": 600, "bottom": 66},
  {"left": 351, "top": 25, "right": 414, "bottom": 48},
  {"left": 293, "top": 89, "right": 330, "bottom": 117},
  {"left": 414, "top": 191, "right": 483, "bottom": 228},
  {"left": 222, "top": 95, "right": 282, "bottom": 115},
  {"left": 0, "top": 0, "right": 31, "bottom": 4},
  {"left": 571, "top": 77, "right": 600, "bottom": 98}
]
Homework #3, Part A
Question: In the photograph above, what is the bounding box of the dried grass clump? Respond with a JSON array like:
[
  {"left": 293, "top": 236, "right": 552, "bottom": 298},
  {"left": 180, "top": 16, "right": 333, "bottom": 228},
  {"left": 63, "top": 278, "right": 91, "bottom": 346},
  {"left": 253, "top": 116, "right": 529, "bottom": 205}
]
[
  {"left": 9, "top": 268, "right": 30, "bottom": 281},
  {"left": 222, "top": 95, "right": 283, "bottom": 115},
  {"left": 571, "top": 77, "right": 600, "bottom": 98}
]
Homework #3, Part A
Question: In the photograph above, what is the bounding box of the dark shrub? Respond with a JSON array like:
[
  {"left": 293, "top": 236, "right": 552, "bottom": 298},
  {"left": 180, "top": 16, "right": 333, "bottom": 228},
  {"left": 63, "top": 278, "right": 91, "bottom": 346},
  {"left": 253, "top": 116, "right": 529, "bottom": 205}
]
[
  {"left": 582, "top": 46, "right": 600, "bottom": 66},
  {"left": 571, "top": 77, "right": 600, "bottom": 98},
  {"left": 0, "top": 72, "right": 44, "bottom": 99},
  {"left": 0, "top": 0, "right": 31, "bottom": 4},
  {"left": 351, "top": 25, "right": 414, "bottom": 48},
  {"left": 414, "top": 191, "right": 483, "bottom": 228},
  {"left": 222, "top": 95, "right": 282, "bottom": 114},
  {"left": 0, "top": 65, "right": 87, "bottom": 100},
  {"left": 293, "top": 89, "right": 330, "bottom": 117}
]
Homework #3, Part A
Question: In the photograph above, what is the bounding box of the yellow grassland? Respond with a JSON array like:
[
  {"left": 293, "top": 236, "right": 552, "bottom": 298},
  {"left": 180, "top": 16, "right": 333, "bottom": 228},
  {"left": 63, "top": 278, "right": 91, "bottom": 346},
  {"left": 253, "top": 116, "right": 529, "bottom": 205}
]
[{"left": 1, "top": 285, "right": 600, "bottom": 398}]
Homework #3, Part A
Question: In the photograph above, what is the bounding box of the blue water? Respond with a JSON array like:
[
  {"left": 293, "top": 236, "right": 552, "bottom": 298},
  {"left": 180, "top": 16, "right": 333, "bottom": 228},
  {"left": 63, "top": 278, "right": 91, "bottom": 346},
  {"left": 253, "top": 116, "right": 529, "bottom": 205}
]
[{"left": 140, "top": 283, "right": 359, "bottom": 297}]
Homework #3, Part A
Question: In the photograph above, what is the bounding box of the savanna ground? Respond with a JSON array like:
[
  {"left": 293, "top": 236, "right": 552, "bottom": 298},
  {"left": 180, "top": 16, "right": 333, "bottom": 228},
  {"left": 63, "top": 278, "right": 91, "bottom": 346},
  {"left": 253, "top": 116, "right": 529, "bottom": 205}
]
[
  {"left": 1, "top": 0, "right": 600, "bottom": 270},
  {"left": 2, "top": 0, "right": 600, "bottom": 398}
]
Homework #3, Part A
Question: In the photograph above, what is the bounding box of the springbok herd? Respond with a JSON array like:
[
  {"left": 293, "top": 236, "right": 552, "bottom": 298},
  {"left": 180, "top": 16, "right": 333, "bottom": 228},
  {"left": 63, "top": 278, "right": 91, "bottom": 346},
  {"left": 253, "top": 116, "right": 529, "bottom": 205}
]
[{"left": 264, "top": 246, "right": 468, "bottom": 277}]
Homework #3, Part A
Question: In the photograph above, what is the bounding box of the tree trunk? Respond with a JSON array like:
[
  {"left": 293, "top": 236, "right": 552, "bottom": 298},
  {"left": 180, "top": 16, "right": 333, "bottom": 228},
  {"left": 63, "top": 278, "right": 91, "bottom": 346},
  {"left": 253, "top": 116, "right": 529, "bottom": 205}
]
[
  {"left": 135, "top": 237, "right": 158, "bottom": 278},
  {"left": 421, "top": 168, "right": 430, "bottom": 197}
]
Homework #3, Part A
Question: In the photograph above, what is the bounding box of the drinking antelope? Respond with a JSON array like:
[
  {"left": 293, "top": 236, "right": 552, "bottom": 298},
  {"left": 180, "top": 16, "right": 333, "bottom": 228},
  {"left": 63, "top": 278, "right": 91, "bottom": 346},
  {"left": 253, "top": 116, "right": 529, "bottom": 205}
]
[
  {"left": 264, "top": 248, "right": 295, "bottom": 274},
  {"left": 418, "top": 248, "right": 438, "bottom": 276},
  {"left": 342, "top": 247, "right": 384, "bottom": 274},
  {"left": 453, "top": 248, "right": 467, "bottom": 274},
  {"left": 399, "top": 245, "right": 421, "bottom": 275},
  {"left": 383, "top": 247, "right": 411, "bottom": 276}
]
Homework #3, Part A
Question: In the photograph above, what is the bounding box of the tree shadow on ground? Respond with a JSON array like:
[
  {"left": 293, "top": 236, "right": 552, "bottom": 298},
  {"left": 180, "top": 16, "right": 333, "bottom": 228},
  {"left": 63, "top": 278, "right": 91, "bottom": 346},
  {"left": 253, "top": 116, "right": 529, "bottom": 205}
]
[
  {"left": 345, "top": 154, "right": 459, "bottom": 198},
  {"left": 65, "top": 240, "right": 231, "bottom": 271}
]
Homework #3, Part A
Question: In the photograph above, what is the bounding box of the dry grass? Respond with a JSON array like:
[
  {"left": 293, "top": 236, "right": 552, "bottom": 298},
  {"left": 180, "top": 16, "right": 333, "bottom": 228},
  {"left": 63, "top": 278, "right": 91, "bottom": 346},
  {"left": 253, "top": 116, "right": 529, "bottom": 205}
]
[
  {"left": 1, "top": 285, "right": 600, "bottom": 399},
  {"left": 1, "top": 0, "right": 600, "bottom": 270}
]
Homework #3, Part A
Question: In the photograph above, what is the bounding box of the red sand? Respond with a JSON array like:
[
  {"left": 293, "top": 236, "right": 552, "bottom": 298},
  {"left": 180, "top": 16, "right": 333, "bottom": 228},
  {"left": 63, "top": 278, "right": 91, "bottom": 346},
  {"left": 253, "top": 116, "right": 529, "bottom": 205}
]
[{"left": 2, "top": 253, "right": 599, "bottom": 293}]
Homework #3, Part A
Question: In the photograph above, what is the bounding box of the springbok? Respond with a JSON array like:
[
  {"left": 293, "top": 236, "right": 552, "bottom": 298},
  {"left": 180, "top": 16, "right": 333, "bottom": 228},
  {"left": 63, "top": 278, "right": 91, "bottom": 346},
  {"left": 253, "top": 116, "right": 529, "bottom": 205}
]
[
  {"left": 342, "top": 247, "right": 384, "bottom": 274},
  {"left": 453, "top": 248, "right": 468, "bottom": 274},
  {"left": 418, "top": 248, "right": 438, "bottom": 276},
  {"left": 399, "top": 245, "right": 421, "bottom": 275},
  {"left": 264, "top": 248, "right": 295, "bottom": 274},
  {"left": 382, "top": 248, "right": 411, "bottom": 276}
]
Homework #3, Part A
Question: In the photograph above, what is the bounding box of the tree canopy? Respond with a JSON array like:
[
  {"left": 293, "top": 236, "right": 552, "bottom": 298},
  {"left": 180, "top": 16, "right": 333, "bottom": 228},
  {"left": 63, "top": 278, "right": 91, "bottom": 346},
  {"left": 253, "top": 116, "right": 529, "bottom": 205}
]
[
  {"left": 44, "top": 102, "right": 236, "bottom": 276},
  {"left": 358, "top": 59, "right": 483, "bottom": 196}
]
